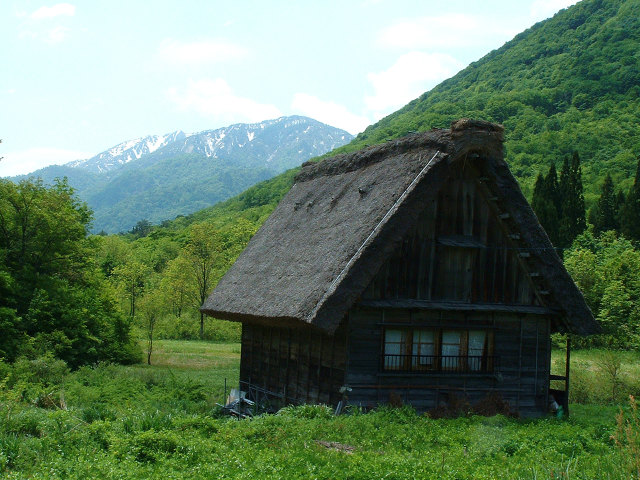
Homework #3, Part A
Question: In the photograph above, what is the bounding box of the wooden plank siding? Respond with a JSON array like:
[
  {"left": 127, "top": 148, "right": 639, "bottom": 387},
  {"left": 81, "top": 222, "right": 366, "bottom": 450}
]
[
  {"left": 362, "top": 166, "right": 541, "bottom": 306},
  {"left": 345, "top": 308, "right": 552, "bottom": 416},
  {"left": 240, "top": 323, "right": 347, "bottom": 406}
]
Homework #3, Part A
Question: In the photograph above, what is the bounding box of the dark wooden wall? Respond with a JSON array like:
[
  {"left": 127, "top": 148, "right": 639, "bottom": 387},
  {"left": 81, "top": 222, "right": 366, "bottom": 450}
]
[
  {"left": 363, "top": 165, "right": 540, "bottom": 306},
  {"left": 345, "top": 308, "right": 552, "bottom": 417},
  {"left": 240, "top": 323, "right": 347, "bottom": 406}
]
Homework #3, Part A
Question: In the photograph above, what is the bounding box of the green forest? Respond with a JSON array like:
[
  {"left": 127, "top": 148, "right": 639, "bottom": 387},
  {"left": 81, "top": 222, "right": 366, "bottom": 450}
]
[{"left": 2, "top": 0, "right": 640, "bottom": 477}]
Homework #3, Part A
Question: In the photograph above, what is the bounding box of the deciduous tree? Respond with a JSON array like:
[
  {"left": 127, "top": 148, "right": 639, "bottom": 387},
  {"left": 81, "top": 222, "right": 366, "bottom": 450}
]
[{"left": 184, "top": 223, "right": 221, "bottom": 339}]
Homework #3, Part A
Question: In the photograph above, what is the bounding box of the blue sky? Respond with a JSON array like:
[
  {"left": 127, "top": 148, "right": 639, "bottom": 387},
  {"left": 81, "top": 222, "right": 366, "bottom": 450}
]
[{"left": 1, "top": 0, "right": 579, "bottom": 176}]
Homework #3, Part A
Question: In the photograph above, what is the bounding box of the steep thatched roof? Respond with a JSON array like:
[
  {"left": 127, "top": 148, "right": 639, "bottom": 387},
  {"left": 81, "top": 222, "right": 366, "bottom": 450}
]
[{"left": 202, "top": 119, "right": 599, "bottom": 336}]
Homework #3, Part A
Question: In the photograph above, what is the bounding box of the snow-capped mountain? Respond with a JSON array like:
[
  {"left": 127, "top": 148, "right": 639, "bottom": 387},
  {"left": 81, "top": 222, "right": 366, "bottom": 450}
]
[
  {"left": 67, "top": 116, "right": 351, "bottom": 175},
  {"left": 18, "top": 116, "right": 354, "bottom": 233},
  {"left": 68, "top": 130, "right": 186, "bottom": 173}
]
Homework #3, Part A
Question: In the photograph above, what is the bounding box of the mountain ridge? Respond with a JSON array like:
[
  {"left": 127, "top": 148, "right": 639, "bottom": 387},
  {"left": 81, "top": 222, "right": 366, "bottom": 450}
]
[{"left": 15, "top": 116, "right": 352, "bottom": 233}]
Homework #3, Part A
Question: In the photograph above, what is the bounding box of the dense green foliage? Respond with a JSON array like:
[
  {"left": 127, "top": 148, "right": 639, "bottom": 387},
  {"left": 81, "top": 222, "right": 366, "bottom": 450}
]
[
  {"left": 565, "top": 231, "right": 640, "bottom": 348},
  {"left": 329, "top": 0, "right": 640, "bottom": 202},
  {"left": 0, "top": 341, "right": 638, "bottom": 479},
  {"left": 0, "top": 179, "right": 139, "bottom": 366}
]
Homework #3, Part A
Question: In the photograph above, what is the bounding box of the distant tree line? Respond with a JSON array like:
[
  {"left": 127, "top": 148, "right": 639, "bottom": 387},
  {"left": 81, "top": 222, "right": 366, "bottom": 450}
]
[{"left": 532, "top": 153, "right": 640, "bottom": 349}]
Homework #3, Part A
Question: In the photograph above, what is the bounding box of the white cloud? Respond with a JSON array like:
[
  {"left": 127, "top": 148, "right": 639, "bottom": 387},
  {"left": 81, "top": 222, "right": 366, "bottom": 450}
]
[
  {"left": 167, "top": 78, "right": 282, "bottom": 122},
  {"left": 291, "top": 93, "right": 371, "bottom": 135},
  {"left": 378, "top": 14, "right": 519, "bottom": 50},
  {"left": 46, "top": 25, "right": 71, "bottom": 43},
  {"left": 0, "top": 147, "right": 92, "bottom": 177},
  {"left": 530, "top": 0, "right": 581, "bottom": 19},
  {"left": 18, "top": 3, "right": 76, "bottom": 44},
  {"left": 30, "top": 3, "right": 75, "bottom": 19},
  {"left": 158, "top": 39, "right": 248, "bottom": 65},
  {"left": 365, "top": 51, "right": 464, "bottom": 116}
]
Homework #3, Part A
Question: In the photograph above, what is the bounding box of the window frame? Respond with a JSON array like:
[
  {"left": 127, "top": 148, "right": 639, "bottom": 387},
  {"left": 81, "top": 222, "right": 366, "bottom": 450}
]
[{"left": 381, "top": 327, "right": 495, "bottom": 373}]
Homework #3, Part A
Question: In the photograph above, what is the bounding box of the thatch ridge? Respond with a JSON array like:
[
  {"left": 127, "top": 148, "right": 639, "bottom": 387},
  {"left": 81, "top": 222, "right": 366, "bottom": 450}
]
[{"left": 296, "top": 119, "right": 504, "bottom": 183}]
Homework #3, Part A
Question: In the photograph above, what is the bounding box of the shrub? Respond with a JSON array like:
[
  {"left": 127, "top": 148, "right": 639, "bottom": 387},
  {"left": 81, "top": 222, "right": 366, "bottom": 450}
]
[
  {"left": 9, "top": 354, "right": 69, "bottom": 388},
  {"left": 612, "top": 395, "right": 640, "bottom": 479},
  {"left": 0, "top": 433, "right": 20, "bottom": 472},
  {"left": 277, "top": 404, "right": 334, "bottom": 419},
  {"left": 122, "top": 430, "right": 180, "bottom": 463}
]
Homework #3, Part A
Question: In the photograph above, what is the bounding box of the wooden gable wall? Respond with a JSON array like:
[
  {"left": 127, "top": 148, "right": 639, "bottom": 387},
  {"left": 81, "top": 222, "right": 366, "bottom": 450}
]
[{"left": 363, "top": 163, "right": 541, "bottom": 306}]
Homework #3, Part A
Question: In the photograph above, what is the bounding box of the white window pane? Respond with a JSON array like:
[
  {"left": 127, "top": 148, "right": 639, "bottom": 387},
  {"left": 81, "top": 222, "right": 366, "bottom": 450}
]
[
  {"left": 468, "top": 330, "right": 486, "bottom": 371},
  {"left": 384, "top": 329, "right": 405, "bottom": 369},
  {"left": 441, "top": 331, "right": 461, "bottom": 355},
  {"left": 441, "top": 330, "right": 460, "bottom": 368},
  {"left": 413, "top": 330, "right": 434, "bottom": 366},
  {"left": 385, "top": 329, "right": 404, "bottom": 344},
  {"left": 468, "top": 331, "right": 486, "bottom": 356}
]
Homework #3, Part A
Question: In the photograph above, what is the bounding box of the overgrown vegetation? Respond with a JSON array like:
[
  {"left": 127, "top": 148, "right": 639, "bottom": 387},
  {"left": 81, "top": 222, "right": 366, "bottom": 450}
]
[{"left": 0, "top": 342, "right": 637, "bottom": 479}]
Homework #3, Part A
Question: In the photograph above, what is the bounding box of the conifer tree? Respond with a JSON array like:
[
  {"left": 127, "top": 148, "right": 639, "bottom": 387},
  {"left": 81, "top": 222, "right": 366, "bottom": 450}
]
[
  {"left": 546, "top": 163, "right": 561, "bottom": 214},
  {"left": 558, "top": 152, "right": 586, "bottom": 249},
  {"left": 620, "top": 156, "right": 640, "bottom": 241},
  {"left": 589, "top": 174, "right": 619, "bottom": 235},
  {"left": 532, "top": 165, "right": 560, "bottom": 245}
]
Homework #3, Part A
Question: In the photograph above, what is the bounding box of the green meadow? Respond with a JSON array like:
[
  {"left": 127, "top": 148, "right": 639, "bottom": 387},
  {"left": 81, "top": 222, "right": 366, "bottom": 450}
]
[{"left": 1, "top": 340, "right": 638, "bottom": 479}]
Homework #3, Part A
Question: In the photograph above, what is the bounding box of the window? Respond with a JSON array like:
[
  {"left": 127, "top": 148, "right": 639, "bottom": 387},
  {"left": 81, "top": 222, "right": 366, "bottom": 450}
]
[
  {"left": 382, "top": 328, "right": 495, "bottom": 373},
  {"left": 412, "top": 330, "right": 435, "bottom": 368},
  {"left": 384, "top": 329, "right": 407, "bottom": 370}
]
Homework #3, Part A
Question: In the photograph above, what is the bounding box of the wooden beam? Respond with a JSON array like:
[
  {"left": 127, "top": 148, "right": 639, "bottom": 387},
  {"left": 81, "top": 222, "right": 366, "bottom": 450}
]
[{"left": 359, "top": 299, "right": 556, "bottom": 315}]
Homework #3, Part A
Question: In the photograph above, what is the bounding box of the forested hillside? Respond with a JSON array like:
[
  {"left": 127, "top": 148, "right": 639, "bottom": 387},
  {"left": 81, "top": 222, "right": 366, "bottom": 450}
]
[{"left": 331, "top": 0, "right": 640, "bottom": 202}]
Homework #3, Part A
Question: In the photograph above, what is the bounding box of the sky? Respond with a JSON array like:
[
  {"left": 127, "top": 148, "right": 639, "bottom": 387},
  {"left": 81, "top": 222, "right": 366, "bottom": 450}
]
[{"left": 0, "top": 0, "right": 580, "bottom": 177}]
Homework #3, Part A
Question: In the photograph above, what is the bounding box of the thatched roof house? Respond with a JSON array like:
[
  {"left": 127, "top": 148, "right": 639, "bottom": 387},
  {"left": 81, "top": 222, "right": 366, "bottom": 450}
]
[{"left": 203, "top": 119, "right": 598, "bottom": 416}]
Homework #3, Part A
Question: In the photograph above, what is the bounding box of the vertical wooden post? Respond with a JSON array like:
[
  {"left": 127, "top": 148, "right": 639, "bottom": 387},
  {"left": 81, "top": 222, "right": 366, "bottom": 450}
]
[{"left": 565, "top": 335, "right": 571, "bottom": 417}]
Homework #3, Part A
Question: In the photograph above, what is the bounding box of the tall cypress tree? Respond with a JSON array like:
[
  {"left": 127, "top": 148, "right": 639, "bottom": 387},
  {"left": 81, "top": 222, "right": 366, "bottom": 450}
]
[
  {"left": 532, "top": 165, "right": 560, "bottom": 245},
  {"left": 558, "top": 152, "right": 586, "bottom": 249},
  {"left": 620, "top": 156, "right": 640, "bottom": 241},
  {"left": 546, "top": 163, "right": 561, "bottom": 215},
  {"left": 589, "top": 174, "right": 619, "bottom": 235}
]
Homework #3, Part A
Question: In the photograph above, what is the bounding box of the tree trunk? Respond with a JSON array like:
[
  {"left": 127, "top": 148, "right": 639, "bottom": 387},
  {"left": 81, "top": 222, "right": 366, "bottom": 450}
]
[{"left": 200, "top": 311, "right": 204, "bottom": 339}]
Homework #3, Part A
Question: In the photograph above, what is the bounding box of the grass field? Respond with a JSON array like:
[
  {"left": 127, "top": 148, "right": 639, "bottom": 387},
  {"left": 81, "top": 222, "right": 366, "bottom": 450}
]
[{"left": 0, "top": 340, "right": 638, "bottom": 479}]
